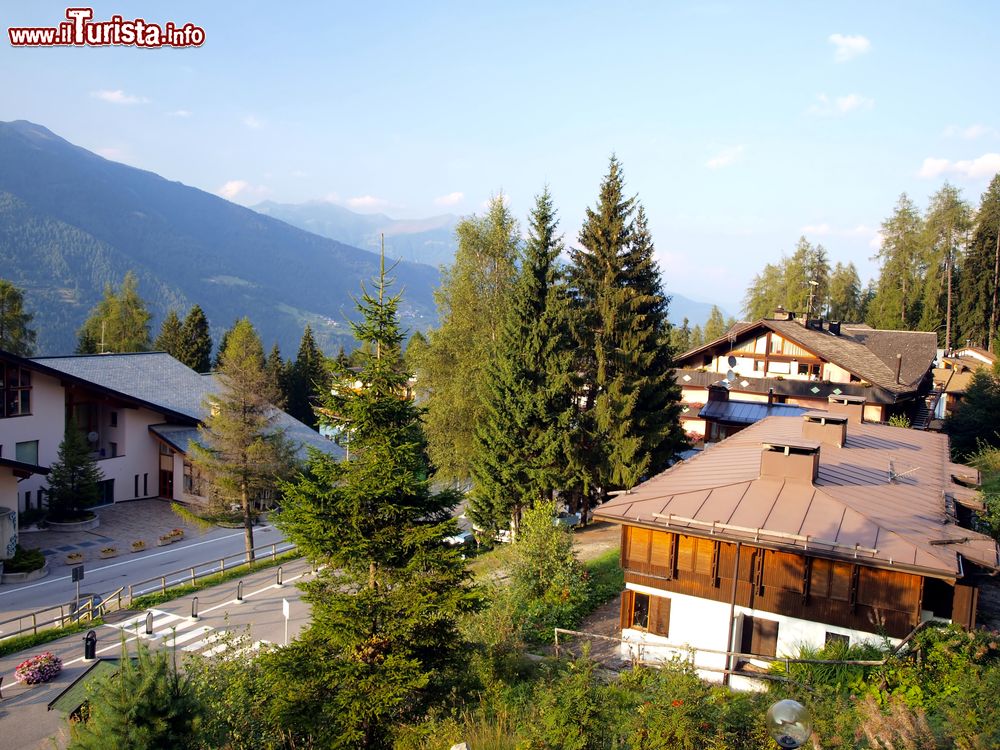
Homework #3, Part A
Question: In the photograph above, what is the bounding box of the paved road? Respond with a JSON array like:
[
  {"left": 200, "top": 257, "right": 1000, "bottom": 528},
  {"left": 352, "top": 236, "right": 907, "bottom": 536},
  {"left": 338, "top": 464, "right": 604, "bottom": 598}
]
[
  {"left": 0, "top": 557, "right": 312, "bottom": 750},
  {"left": 0, "top": 525, "right": 289, "bottom": 629}
]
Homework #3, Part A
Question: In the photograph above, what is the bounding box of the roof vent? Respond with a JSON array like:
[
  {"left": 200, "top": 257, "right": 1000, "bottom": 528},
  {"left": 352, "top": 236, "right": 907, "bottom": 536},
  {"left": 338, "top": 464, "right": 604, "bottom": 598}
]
[
  {"left": 828, "top": 321, "right": 841, "bottom": 336},
  {"left": 828, "top": 394, "right": 866, "bottom": 424},
  {"left": 760, "top": 440, "right": 820, "bottom": 483},
  {"left": 802, "top": 411, "right": 848, "bottom": 447}
]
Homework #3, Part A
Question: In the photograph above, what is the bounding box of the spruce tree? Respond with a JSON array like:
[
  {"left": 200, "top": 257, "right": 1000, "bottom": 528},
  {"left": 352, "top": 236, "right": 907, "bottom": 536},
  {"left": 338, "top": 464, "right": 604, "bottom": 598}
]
[
  {"left": 272, "top": 254, "right": 474, "bottom": 749},
  {"left": 212, "top": 322, "right": 234, "bottom": 370},
  {"left": 703, "top": 305, "right": 727, "bottom": 342},
  {"left": 180, "top": 304, "right": 212, "bottom": 373},
  {"left": 265, "top": 342, "right": 289, "bottom": 407},
  {"left": 45, "top": 418, "right": 103, "bottom": 521},
  {"left": 66, "top": 639, "right": 203, "bottom": 750},
  {"left": 958, "top": 173, "right": 1000, "bottom": 349},
  {"left": 868, "top": 194, "right": 927, "bottom": 330},
  {"left": 919, "top": 183, "right": 971, "bottom": 349},
  {"left": 469, "top": 188, "right": 574, "bottom": 535},
  {"left": 829, "top": 262, "right": 863, "bottom": 321},
  {"left": 154, "top": 309, "right": 184, "bottom": 359},
  {"left": 191, "top": 319, "right": 296, "bottom": 561},
  {"left": 670, "top": 317, "right": 692, "bottom": 354},
  {"left": 0, "top": 278, "right": 36, "bottom": 356},
  {"left": 568, "top": 158, "right": 685, "bottom": 516},
  {"left": 287, "top": 325, "right": 326, "bottom": 429}
]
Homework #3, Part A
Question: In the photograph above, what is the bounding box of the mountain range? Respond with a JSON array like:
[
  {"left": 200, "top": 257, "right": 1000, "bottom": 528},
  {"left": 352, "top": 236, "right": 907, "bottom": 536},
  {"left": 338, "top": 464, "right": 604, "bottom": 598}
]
[{"left": 0, "top": 120, "right": 439, "bottom": 356}]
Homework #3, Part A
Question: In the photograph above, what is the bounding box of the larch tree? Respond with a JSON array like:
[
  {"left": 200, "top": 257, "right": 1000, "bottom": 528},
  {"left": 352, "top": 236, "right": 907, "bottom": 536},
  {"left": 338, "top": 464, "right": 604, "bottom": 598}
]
[
  {"left": 76, "top": 271, "right": 152, "bottom": 353},
  {"left": 415, "top": 196, "right": 519, "bottom": 484},
  {"left": 568, "top": 157, "right": 685, "bottom": 518},
  {"left": 469, "top": 188, "right": 575, "bottom": 536},
  {"left": 919, "top": 183, "right": 971, "bottom": 349},
  {"left": 272, "top": 254, "right": 474, "bottom": 749},
  {"left": 287, "top": 324, "right": 326, "bottom": 429},
  {"left": 670, "top": 317, "right": 693, "bottom": 354},
  {"left": 0, "top": 278, "right": 36, "bottom": 356},
  {"left": 703, "top": 305, "right": 727, "bottom": 342},
  {"left": 179, "top": 304, "right": 212, "bottom": 373},
  {"left": 828, "top": 262, "right": 863, "bottom": 321},
  {"left": 191, "top": 318, "right": 296, "bottom": 562},
  {"left": 743, "top": 261, "right": 785, "bottom": 320},
  {"left": 868, "top": 194, "right": 927, "bottom": 330},
  {"left": 958, "top": 173, "right": 1000, "bottom": 350},
  {"left": 154, "top": 309, "right": 185, "bottom": 359}
]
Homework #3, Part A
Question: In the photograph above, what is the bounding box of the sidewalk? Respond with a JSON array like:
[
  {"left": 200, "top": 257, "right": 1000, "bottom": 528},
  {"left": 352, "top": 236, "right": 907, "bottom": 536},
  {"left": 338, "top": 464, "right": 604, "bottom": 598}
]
[{"left": 0, "top": 557, "right": 311, "bottom": 750}]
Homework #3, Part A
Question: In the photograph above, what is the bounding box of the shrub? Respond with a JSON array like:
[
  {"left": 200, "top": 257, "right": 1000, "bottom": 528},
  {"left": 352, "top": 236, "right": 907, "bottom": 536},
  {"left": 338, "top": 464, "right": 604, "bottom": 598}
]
[
  {"left": 4, "top": 544, "right": 46, "bottom": 573},
  {"left": 15, "top": 651, "right": 62, "bottom": 684}
]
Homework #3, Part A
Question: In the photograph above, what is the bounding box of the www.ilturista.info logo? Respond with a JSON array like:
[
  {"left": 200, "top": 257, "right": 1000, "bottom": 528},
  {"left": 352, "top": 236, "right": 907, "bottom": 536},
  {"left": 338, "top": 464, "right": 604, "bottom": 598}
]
[{"left": 8, "top": 7, "right": 205, "bottom": 48}]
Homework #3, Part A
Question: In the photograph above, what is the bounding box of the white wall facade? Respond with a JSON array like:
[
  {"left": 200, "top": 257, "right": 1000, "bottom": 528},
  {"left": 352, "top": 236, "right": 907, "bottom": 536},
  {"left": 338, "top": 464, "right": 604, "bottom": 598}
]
[{"left": 619, "top": 582, "right": 902, "bottom": 690}]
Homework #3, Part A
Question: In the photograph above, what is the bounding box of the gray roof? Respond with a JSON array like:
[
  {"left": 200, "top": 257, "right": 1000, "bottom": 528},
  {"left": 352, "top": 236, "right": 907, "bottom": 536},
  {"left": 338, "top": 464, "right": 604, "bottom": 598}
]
[
  {"left": 31, "top": 352, "right": 336, "bottom": 461},
  {"left": 698, "top": 399, "right": 808, "bottom": 425}
]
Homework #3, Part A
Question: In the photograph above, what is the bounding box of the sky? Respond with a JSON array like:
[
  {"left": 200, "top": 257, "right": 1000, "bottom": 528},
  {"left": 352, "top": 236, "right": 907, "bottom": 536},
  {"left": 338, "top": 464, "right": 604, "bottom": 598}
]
[{"left": 3, "top": 1, "right": 1000, "bottom": 313}]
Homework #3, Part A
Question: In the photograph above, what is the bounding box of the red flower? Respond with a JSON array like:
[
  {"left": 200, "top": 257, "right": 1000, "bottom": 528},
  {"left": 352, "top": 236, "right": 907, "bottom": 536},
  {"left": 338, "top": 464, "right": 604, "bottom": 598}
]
[{"left": 671, "top": 699, "right": 684, "bottom": 707}]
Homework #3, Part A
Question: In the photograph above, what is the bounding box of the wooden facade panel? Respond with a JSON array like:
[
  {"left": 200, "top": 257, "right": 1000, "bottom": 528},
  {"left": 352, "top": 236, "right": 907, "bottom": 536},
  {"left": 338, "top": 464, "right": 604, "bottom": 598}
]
[{"left": 622, "top": 527, "right": 924, "bottom": 639}]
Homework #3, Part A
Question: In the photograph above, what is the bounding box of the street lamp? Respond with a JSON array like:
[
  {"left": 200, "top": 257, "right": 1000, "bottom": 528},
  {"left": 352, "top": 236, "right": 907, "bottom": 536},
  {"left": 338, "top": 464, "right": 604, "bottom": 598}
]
[{"left": 766, "top": 699, "right": 812, "bottom": 749}]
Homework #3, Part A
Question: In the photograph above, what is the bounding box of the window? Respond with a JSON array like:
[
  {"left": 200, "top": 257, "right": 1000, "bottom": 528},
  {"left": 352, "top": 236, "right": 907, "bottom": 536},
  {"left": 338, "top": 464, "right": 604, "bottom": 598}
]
[
  {"left": 620, "top": 590, "right": 671, "bottom": 637},
  {"left": 110, "top": 411, "right": 118, "bottom": 427},
  {"left": 15, "top": 440, "right": 38, "bottom": 465},
  {"left": 2, "top": 365, "right": 31, "bottom": 418},
  {"left": 109, "top": 442, "right": 118, "bottom": 458},
  {"left": 134, "top": 474, "right": 139, "bottom": 498},
  {"left": 143, "top": 473, "right": 148, "bottom": 496},
  {"left": 24, "top": 490, "right": 31, "bottom": 509},
  {"left": 825, "top": 632, "right": 849, "bottom": 648},
  {"left": 97, "top": 479, "right": 114, "bottom": 504},
  {"left": 739, "top": 615, "right": 778, "bottom": 658},
  {"left": 183, "top": 461, "right": 204, "bottom": 496}
]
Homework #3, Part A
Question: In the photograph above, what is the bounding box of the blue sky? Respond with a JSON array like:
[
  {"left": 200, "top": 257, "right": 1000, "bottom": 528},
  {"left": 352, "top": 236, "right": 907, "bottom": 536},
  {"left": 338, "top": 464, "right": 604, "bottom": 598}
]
[{"left": 3, "top": 1, "right": 1000, "bottom": 311}]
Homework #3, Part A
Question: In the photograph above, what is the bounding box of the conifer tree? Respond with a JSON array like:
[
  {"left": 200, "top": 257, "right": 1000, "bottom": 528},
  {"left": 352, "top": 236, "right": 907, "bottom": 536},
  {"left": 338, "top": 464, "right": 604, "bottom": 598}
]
[
  {"left": 958, "top": 173, "right": 1000, "bottom": 349},
  {"left": 469, "top": 188, "right": 574, "bottom": 535},
  {"left": 272, "top": 255, "right": 474, "bottom": 749},
  {"left": 264, "top": 342, "right": 289, "bottom": 407},
  {"left": 0, "top": 279, "right": 36, "bottom": 356},
  {"left": 154, "top": 309, "right": 184, "bottom": 359},
  {"left": 416, "top": 197, "right": 519, "bottom": 483},
  {"left": 287, "top": 325, "right": 326, "bottom": 429},
  {"left": 868, "top": 194, "right": 927, "bottom": 330},
  {"left": 45, "top": 418, "right": 103, "bottom": 521},
  {"left": 191, "top": 319, "right": 296, "bottom": 561},
  {"left": 179, "top": 304, "right": 212, "bottom": 373},
  {"left": 703, "top": 305, "right": 727, "bottom": 342},
  {"left": 829, "top": 262, "right": 863, "bottom": 321},
  {"left": 568, "top": 158, "right": 685, "bottom": 516},
  {"left": 919, "top": 183, "right": 971, "bottom": 349},
  {"left": 670, "top": 317, "right": 692, "bottom": 354},
  {"left": 77, "top": 271, "right": 152, "bottom": 353},
  {"left": 212, "top": 323, "right": 233, "bottom": 370},
  {"left": 66, "top": 639, "right": 203, "bottom": 750}
]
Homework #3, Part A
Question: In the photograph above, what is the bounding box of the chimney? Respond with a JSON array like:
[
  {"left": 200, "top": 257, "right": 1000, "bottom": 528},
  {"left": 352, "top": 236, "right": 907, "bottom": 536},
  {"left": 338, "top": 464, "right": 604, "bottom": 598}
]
[
  {"left": 760, "top": 440, "right": 820, "bottom": 482},
  {"left": 895, "top": 354, "right": 903, "bottom": 384},
  {"left": 828, "top": 321, "right": 841, "bottom": 336},
  {"left": 828, "top": 395, "right": 866, "bottom": 424},
  {"left": 708, "top": 382, "right": 730, "bottom": 402},
  {"left": 767, "top": 387, "right": 775, "bottom": 406},
  {"left": 772, "top": 306, "right": 794, "bottom": 321},
  {"left": 802, "top": 411, "right": 848, "bottom": 448}
]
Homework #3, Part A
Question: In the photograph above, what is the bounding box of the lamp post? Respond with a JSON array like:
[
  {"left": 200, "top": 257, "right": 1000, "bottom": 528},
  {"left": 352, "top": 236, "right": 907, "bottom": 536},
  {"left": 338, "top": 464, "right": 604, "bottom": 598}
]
[{"left": 766, "top": 699, "right": 812, "bottom": 749}]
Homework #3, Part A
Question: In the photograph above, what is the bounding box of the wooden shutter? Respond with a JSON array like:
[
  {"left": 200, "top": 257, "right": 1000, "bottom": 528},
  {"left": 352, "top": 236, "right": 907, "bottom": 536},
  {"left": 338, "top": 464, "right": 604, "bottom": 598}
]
[
  {"left": 695, "top": 538, "right": 714, "bottom": 575},
  {"left": 829, "top": 562, "right": 852, "bottom": 601},
  {"left": 952, "top": 584, "right": 979, "bottom": 629},
  {"left": 650, "top": 596, "right": 671, "bottom": 637},
  {"left": 626, "top": 528, "right": 652, "bottom": 569},
  {"left": 619, "top": 590, "right": 634, "bottom": 630},
  {"left": 677, "top": 534, "right": 695, "bottom": 571},
  {"left": 650, "top": 531, "right": 672, "bottom": 576},
  {"left": 751, "top": 618, "right": 779, "bottom": 657}
]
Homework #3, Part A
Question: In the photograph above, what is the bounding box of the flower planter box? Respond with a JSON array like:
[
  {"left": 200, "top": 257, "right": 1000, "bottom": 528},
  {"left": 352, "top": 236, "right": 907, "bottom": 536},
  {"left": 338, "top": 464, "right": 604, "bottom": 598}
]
[
  {"left": 170, "top": 529, "right": 185, "bottom": 541},
  {"left": 1, "top": 559, "right": 49, "bottom": 584},
  {"left": 157, "top": 536, "right": 174, "bottom": 547},
  {"left": 99, "top": 548, "right": 118, "bottom": 559},
  {"left": 15, "top": 652, "right": 62, "bottom": 685},
  {"left": 64, "top": 553, "right": 84, "bottom": 565},
  {"left": 130, "top": 541, "right": 146, "bottom": 553}
]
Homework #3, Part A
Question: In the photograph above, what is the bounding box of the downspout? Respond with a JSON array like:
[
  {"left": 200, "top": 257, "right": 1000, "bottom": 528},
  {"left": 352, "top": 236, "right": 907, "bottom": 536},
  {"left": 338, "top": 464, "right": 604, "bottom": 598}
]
[{"left": 724, "top": 541, "right": 742, "bottom": 686}]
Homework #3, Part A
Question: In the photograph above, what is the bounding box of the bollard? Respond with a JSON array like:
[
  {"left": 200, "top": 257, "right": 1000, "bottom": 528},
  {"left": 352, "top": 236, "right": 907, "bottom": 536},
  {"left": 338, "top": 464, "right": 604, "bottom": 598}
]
[
  {"left": 236, "top": 580, "right": 244, "bottom": 603},
  {"left": 276, "top": 566, "right": 284, "bottom": 587},
  {"left": 83, "top": 630, "right": 97, "bottom": 661},
  {"left": 145, "top": 611, "right": 154, "bottom": 635},
  {"left": 190, "top": 596, "right": 199, "bottom": 620}
]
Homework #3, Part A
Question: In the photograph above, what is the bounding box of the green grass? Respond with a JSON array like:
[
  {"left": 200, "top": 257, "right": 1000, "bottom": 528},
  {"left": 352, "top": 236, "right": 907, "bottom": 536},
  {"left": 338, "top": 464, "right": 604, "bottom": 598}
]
[
  {"left": 580, "top": 547, "right": 624, "bottom": 615},
  {"left": 128, "top": 551, "right": 300, "bottom": 610},
  {"left": 0, "top": 618, "right": 104, "bottom": 658}
]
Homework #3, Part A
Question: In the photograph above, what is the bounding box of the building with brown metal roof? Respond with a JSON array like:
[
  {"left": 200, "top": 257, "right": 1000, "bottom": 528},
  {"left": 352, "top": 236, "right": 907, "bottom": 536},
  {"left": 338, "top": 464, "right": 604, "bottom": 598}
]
[
  {"left": 675, "top": 309, "right": 937, "bottom": 440},
  {"left": 594, "top": 400, "right": 998, "bottom": 688}
]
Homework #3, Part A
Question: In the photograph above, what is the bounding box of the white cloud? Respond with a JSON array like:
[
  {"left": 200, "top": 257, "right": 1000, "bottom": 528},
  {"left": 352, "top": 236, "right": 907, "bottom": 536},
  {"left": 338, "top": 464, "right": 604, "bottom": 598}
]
[
  {"left": 242, "top": 114, "right": 263, "bottom": 129},
  {"left": 807, "top": 93, "right": 874, "bottom": 116},
  {"left": 706, "top": 145, "right": 745, "bottom": 169},
  {"left": 433, "top": 191, "right": 465, "bottom": 207},
  {"left": 828, "top": 33, "right": 871, "bottom": 63},
  {"left": 217, "top": 180, "right": 270, "bottom": 202},
  {"left": 91, "top": 89, "right": 148, "bottom": 105},
  {"left": 321, "top": 192, "right": 340, "bottom": 203},
  {"left": 96, "top": 146, "right": 126, "bottom": 160},
  {"left": 943, "top": 124, "right": 996, "bottom": 139},
  {"left": 800, "top": 223, "right": 831, "bottom": 235},
  {"left": 347, "top": 195, "right": 389, "bottom": 211},
  {"left": 167, "top": 109, "right": 192, "bottom": 118},
  {"left": 918, "top": 153, "right": 1000, "bottom": 180}
]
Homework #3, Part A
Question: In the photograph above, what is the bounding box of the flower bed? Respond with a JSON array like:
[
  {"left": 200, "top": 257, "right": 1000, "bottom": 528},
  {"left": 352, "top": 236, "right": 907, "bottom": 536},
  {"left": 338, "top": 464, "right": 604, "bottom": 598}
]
[{"left": 15, "top": 651, "right": 62, "bottom": 684}]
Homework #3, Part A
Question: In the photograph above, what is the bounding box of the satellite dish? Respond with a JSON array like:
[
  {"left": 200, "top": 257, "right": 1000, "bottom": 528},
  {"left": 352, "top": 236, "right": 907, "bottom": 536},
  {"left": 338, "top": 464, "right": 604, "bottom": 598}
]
[
  {"left": 726, "top": 369, "right": 736, "bottom": 382},
  {"left": 727, "top": 355, "right": 738, "bottom": 368},
  {"left": 87, "top": 431, "right": 99, "bottom": 443}
]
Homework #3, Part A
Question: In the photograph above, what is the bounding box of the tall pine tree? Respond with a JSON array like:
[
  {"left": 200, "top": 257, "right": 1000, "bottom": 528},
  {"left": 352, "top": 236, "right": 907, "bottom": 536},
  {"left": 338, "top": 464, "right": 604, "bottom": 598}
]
[
  {"left": 469, "top": 188, "right": 575, "bottom": 535},
  {"left": 45, "top": 417, "right": 104, "bottom": 521},
  {"left": 919, "top": 183, "right": 971, "bottom": 349},
  {"left": 272, "top": 254, "right": 474, "bottom": 749},
  {"left": 568, "top": 158, "right": 685, "bottom": 517},
  {"left": 868, "top": 194, "right": 927, "bottom": 330},
  {"left": 287, "top": 325, "right": 326, "bottom": 429},
  {"left": 180, "top": 304, "right": 212, "bottom": 373},
  {"left": 0, "top": 278, "right": 36, "bottom": 356},
  {"left": 958, "top": 173, "right": 1000, "bottom": 350},
  {"left": 77, "top": 271, "right": 152, "bottom": 353},
  {"left": 154, "top": 309, "right": 184, "bottom": 359}
]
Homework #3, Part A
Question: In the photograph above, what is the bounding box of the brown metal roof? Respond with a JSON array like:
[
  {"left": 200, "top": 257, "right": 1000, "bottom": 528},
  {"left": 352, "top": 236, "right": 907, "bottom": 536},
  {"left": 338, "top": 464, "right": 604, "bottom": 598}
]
[{"left": 594, "top": 415, "right": 999, "bottom": 579}]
